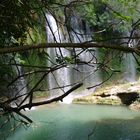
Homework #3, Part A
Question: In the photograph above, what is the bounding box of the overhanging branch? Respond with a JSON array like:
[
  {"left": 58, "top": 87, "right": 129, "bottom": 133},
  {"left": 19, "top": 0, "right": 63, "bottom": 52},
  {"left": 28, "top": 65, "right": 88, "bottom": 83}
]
[
  {"left": 0, "top": 82, "right": 83, "bottom": 123},
  {"left": 18, "top": 82, "right": 83, "bottom": 110},
  {"left": 0, "top": 43, "right": 139, "bottom": 54}
]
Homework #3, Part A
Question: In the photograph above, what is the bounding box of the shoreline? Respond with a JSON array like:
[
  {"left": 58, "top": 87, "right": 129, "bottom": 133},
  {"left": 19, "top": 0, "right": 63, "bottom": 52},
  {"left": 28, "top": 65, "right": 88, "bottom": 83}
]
[{"left": 72, "top": 81, "right": 140, "bottom": 111}]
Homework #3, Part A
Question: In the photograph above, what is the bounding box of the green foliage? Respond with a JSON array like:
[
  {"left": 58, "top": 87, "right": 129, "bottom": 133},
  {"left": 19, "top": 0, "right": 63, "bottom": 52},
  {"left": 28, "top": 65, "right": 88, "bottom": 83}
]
[
  {"left": 81, "top": 0, "right": 140, "bottom": 36},
  {"left": 26, "top": 27, "right": 46, "bottom": 45},
  {"left": 0, "top": 0, "right": 48, "bottom": 92},
  {"left": 1, "top": 0, "right": 139, "bottom": 47},
  {"left": 0, "top": 55, "right": 17, "bottom": 90},
  {"left": 83, "top": 3, "right": 97, "bottom": 25},
  {"left": 0, "top": 0, "right": 47, "bottom": 47},
  {"left": 56, "top": 56, "right": 75, "bottom": 64},
  {"left": 20, "top": 49, "right": 49, "bottom": 90}
]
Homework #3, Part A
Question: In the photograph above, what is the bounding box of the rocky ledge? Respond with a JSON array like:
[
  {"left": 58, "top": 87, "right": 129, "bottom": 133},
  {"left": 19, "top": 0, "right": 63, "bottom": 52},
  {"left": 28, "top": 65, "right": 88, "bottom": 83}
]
[{"left": 73, "top": 81, "right": 140, "bottom": 110}]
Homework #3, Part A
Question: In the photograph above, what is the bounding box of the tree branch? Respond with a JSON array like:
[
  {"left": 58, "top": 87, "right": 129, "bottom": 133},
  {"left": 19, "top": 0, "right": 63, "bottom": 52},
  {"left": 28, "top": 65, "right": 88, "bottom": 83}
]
[
  {"left": 18, "top": 82, "right": 83, "bottom": 110},
  {"left": 0, "top": 43, "right": 139, "bottom": 54}
]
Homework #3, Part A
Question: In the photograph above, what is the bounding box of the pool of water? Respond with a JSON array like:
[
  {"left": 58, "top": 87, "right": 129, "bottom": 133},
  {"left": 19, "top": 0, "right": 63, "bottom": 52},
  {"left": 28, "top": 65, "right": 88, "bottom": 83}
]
[{"left": 1, "top": 104, "right": 140, "bottom": 140}]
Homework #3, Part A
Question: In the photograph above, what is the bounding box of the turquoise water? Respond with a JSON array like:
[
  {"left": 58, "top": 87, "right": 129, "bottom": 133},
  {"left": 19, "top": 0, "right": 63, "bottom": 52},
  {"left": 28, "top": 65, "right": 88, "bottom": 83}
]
[{"left": 1, "top": 104, "right": 140, "bottom": 140}]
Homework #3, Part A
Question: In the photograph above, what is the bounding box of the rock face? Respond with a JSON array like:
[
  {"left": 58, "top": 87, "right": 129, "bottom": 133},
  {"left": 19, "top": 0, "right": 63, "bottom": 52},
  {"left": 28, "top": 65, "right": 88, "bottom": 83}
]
[
  {"left": 116, "top": 92, "right": 139, "bottom": 105},
  {"left": 97, "top": 92, "right": 139, "bottom": 105},
  {"left": 0, "top": 66, "right": 27, "bottom": 106},
  {"left": 73, "top": 82, "right": 140, "bottom": 107}
]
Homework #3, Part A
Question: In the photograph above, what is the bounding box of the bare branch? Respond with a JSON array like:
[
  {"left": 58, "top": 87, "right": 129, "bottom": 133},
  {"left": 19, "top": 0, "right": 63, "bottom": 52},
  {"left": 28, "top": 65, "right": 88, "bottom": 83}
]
[
  {"left": 0, "top": 43, "right": 139, "bottom": 54},
  {"left": 18, "top": 82, "right": 83, "bottom": 110}
]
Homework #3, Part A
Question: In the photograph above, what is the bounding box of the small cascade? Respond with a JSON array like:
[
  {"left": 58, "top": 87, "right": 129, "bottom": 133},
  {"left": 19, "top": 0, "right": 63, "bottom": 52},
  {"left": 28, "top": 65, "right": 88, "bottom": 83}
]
[
  {"left": 123, "top": 31, "right": 137, "bottom": 82},
  {"left": 1, "top": 64, "right": 27, "bottom": 106},
  {"left": 47, "top": 48, "right": 71, "bottom": 98},
  {"left": 10, "top": 65, "right": 27, "bottom": 105},
  {"left": 46, "top": 14, "right": 100, "bottom": 103},
  {"left": 0, "top": 55, "right": 27, "bottom": 106},
  {"left": 46, "top": 14, "right": 67, "bottom": 43},
  {"left": 71, "top": 16, "right": 100, "bottom": 86},
  {"left": 123, "top": 54, "right": 136, "bottom": 82}
]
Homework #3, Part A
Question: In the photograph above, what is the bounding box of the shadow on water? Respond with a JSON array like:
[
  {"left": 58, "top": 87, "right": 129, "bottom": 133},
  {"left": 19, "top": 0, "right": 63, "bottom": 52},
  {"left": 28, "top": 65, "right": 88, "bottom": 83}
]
[
  {"left": 1, "top": 104, "right": 140, "bottom": 140},
  {"left": 90, "top": 119, "right": 140, "bottom": 140}
]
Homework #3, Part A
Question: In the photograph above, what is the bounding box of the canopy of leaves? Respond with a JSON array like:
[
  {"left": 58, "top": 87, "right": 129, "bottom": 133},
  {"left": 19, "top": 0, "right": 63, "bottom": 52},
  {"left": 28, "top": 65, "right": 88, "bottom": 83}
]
[{"left": 0, "top": 0, "right": 47, "bottom": 47}]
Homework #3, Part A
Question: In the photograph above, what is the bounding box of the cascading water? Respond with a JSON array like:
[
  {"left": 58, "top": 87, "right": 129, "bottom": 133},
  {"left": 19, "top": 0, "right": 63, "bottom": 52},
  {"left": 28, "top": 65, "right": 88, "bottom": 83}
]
[
  {"left": 46, "top": 13, "right": 138, "bottom": 104},
  {"left": 46, "top": 14, "right": 100, "bottom": 103},
  {"left": 123, "top": 54, "right": 136, "bottom": 82},
  {"left": 123, "top": 31, "right": 137, "bottom": 82},
  {"left": 68, "top": 16, "right": 100, "bottom": 97},
  {"left": 46, "top": 14, "right": 71, "bottom": 99},
  {"left": 9, "top": 65, "right": 27, "bottom": 106},
  {"left": 0, "top": 59, "right": 27, "bottom": 106}
]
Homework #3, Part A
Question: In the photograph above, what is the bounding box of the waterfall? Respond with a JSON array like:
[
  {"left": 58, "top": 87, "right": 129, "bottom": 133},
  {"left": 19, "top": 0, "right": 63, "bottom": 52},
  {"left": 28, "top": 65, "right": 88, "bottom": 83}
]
[
  {"left": 46, "top": 13, "right": 138, "bottom": 103},
  {"left": 123, "top": 54, "right": 136, "bottom": 82},
  {"left": 8, "top": 65, "right": 27, "bottom": 106},
  {"left": 69, "top": 16, "right": 100, "bottom": 88},
  {"left": 123, "top": 31, "right": 137, "bottom": 82},
  {"left": 46, "top": 14, "right": 100, "bottom": 103},
  {"left": 0, "top": 54, "right": 27, "bottom": 106},
  {"left": 46, "top": 14, "right": 71, "bottom": 99}
]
